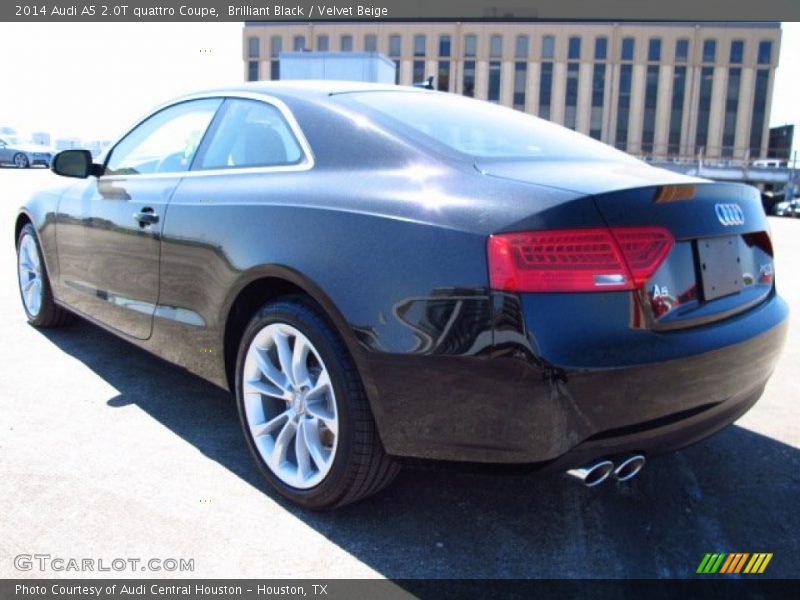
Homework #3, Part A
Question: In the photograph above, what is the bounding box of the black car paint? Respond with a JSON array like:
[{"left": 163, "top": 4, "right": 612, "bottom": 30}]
[{"left": 17, "top": 83, "right": 788, "bottom": 468}]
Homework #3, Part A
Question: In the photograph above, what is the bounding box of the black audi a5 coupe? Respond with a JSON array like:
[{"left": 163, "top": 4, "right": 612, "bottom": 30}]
[{"left": 16, "top": 82, "right": 787, "bottom": 508}]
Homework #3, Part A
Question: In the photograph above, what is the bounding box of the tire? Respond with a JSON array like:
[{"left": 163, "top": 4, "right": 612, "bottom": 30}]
[
  {"left": 235, "top": 299, "right": 399, "bottom": 509},
  {"left": 16, "top": 223, "right": 72, "bottom": 327},
  {"left": 13, "top": 153, "right": 30, "bottom": 168}
]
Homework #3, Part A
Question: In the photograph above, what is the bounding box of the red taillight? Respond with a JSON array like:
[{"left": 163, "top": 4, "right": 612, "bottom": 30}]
[
  {"left": 742, "top": 231, "right": 774, "bottom": 257},
  {"left": 488, "top": 227, "right": 674, "bottom": 293},
  {"left": 610, "top": 228, "right": 675, "bottom": 288}
]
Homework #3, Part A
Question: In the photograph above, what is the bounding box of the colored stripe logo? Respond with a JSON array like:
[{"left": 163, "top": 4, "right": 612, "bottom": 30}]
[{"left": 696, "top": 553, "right": 773, "bottom": 574}]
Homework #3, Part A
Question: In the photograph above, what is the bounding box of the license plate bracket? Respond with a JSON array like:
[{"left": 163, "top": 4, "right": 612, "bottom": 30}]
[{"left": 697, "top": 236, "right": 743, "bottom": 301}]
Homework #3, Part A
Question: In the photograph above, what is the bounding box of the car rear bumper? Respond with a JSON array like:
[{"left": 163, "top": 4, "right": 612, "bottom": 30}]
[
  {"left": 366, "top": 292, "right": 788, "bottom": 466},
  {"left": 534, "top": 378, "right": 765, "bottom": 474}
]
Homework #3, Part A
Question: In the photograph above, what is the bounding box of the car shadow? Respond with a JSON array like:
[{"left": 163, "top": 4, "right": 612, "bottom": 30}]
[{"left": 38, "top": 318, "right": 800, "bottom": 579}]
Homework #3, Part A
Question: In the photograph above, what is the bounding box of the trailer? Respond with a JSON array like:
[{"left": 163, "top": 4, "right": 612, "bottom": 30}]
[{"left": 278, "top": 51, "right": 396, "bottom": 84}]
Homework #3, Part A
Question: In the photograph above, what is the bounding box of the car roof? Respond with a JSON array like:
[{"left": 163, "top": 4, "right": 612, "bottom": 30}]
[{"left": 188, "top": 80, "right": 425, "bottom": 103}]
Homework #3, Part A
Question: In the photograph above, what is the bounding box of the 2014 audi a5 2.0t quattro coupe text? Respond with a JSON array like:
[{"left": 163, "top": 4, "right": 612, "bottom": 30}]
[{"left": 15, "top": 82, "right": 788, "bottom": 508}]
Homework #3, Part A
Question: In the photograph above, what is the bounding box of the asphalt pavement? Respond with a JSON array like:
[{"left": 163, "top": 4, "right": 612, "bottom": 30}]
[{"left": 0, "top": 167, "right": 798, "bottom": 580}]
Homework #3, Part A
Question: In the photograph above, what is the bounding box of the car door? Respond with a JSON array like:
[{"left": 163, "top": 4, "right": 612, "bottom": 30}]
[
  {"left": 153, "top": 97, "right": 313, "bottom": 372},
  {"left": 55, "top": 98, "right": 222, "bottom": 339}
]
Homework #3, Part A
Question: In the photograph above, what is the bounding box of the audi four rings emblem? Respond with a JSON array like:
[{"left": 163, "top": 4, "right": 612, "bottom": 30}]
[{"left": 714, "top": 203, "right": 745, "bottom": 227}]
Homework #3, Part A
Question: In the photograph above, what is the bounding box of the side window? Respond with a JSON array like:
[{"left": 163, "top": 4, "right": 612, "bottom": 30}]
[
  {"left": 195, "top": 99, "right": 304, "bottom": 170},
  {"left": 105, "top": 99, "right": 221, "bottom": 176}
]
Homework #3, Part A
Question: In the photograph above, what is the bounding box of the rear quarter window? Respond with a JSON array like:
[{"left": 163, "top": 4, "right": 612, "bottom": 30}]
[{"left": 196, "top": 99, "right": 304, "bottom": 170}]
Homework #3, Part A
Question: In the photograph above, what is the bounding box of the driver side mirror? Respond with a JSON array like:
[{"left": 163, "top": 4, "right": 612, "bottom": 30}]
[{"left": 51, "top": 150, "right": 102, "bottom": 178}]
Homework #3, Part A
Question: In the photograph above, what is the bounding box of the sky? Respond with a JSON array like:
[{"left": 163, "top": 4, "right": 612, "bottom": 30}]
[
  {"left": 0, "top": 22, "right": 243, "bottom": 141},
  {"left": 769, "top": 22, "right": 799, "bottom": 128},
  {"left": 0, "top": 21, "right": 798, "bottom": 143}
]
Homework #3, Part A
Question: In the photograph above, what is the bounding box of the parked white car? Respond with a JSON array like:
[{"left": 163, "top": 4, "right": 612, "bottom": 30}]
[{"left": 0, "top": 135, "right": 55, "bottom": 168}]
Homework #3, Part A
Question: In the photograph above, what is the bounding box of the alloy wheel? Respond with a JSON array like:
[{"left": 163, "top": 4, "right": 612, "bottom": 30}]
[
  {"left": 17, "top": 233, "right": 43, "bottom": 317},
  {"left": 241, "top": 323, "right": 339, "bottom": 489}
]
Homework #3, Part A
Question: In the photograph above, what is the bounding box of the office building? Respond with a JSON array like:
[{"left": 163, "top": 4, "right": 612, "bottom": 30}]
[{"left": 243, "top": 22, "right": 781, "bottom": 159}]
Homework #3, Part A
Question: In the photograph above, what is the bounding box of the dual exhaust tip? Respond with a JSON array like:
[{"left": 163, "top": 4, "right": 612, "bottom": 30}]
[{"left": 567, "top": 454, "right": 646, "bottom": 487}]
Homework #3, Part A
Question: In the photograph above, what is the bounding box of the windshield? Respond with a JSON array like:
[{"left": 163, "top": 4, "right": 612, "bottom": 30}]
[
  {"left": 0, "top": 136, "right": 21, "bottom": 145},
  {"left": 344, "top": 91, "right": 638, "bottom": 163}
]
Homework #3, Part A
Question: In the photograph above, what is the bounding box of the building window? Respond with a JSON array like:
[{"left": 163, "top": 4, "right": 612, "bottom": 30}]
[
  {"left": 565, "top": 62, "right": 579, "bottom": 129},
  {"left": 594, "top": 37, "right": 607, "bottom": 60},
  {"left": 590, "top": 38, "right": 607, "bottom": 139},
  {"left": 388, "top": 34, "right": 401, "bottom": 57},
  {"left": 439, "top": 35, "right": 451, "bottom": 57},
  {"left": 463, "top": 34, "right": 477, "bottom": 96},
  {"left": 247, "top": 36, "right": 260, "bottom": 59},
  {"left": 247, "top": 60, "right": 259, "bottom": 82},
  {"left": 702, "top": 39, "right": 716, "bottom": 63},
  {"left": 437, "top": 63, "right": 450, "bottom": 92},
  {"left": 270, "top": 36, "right": 282, "bottom": 58},
  {"left": 512, "top": 36, "right": 529, "bottom": 110},
  {"left": 437, "top": 60, "right": 450, "bottom": 91},
  {"left": 437, "top": 35, "right": 451, "bottom": 92},
  {"left": 463, "top": 60, "right": 476, "bottom": 97},
  {"left": 490, "top": 34, "right": 503, "bottom": 58},
  {"left": 413, "top": 34, "right": 426, "bottom": 84},
  {"left": 675, "top": 39, "right": 689, "bottom": 63},
  {"left": 563, "top": 37, "right": 581, "bottom": 129},
  {"left": 642, "top": 65, "right": 659, "bottom": 153},
  {"left": 757, "top": 40, "right": 772, "bottom": 65},
  {"left": 365, "top": 34, "right": 377, "bottom": 52},
  {"left": 414, "top": 34, "right": 426, "bottom": 56},
  {"left": 341, "top": 35, "right": 353, "bottom": 52},
  {"left": 768, "top": 126, "right": 793, "bottom": 160},
  {"left": 488, "top": 61, "right": 501, "bottom": 102},
  {"left": 648, "top": 38, "right": 661, "bottom": 62},
  {"left": 270, "top": 36, "right": 282, "bottom": 80},
  {"left": 388, "top": 34, "right": 401, "bottom": 83},
  {"left": 515, "top": 35, "right": 529, "bottom": 59},
  {"left": 616, "top": 64, "right": 633, "bottom": 150},
  {"left": 621, "top": 37, "right": 635, "bottom": 61},
  {"left": 542, "top": 35, "right": 555, "bottom": 60},
  {"left": 539, "top": 62, "right": 553, "bottom": 120},
  {"left": 668, "top": 65, "right": 687, "bottom": 154},
  {"left": 513, "top": 62, "right": 527, "bottom": 110},
  {"left": 695, "top": 66, "right": 714, "bottom": 153},
  {"left": 317, "top": 35, "right": 329, "bottom": 51},
  {"left": 730, "top": 40, "right": 744, "bottom": 64},
  {"left": 642, "top": 37, "right": 661, "bottom": 153},
  {"left": 486, "top": 35, "right": 502, "bottom": 102},
  {"left": 293, "top": 36, "right": 305, "bottom": 52},
  {"left": 750, "top": 69, "right": 770, "bottom": 156},
  {"left": 590, "top": 62, "right": 605, "bottom": 139},
  {"left": 464, "top": 34, "right": 477, "bottom": 57},
  {"left": 722, "top": 67, "right": 741, "bottom": 157},
  {"left": 413, "top": 61, "right": 426, "bottom": 84},
  {"left": 568, "top": 36, "right": 581, "bottom": 60},
  {"left": 501, "top": 35, "right": 530, "bottom": 110}
]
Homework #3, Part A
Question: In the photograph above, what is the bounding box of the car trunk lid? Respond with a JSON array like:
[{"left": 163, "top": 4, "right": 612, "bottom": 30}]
[
  {"left": 592, "top": 181, "right": 774, "bottom": 330},
  {"left": 480, "top": 159, "right": 775, "bottom": 330}
]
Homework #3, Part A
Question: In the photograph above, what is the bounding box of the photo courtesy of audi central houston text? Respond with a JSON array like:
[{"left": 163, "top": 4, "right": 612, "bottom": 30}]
[{"left": 15, "top": 73, "right": 789, "bottom": 508}]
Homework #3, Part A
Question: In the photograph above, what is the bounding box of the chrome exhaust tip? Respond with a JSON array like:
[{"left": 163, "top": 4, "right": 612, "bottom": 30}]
[
  {"left": 566, "top": 460, "right": 615, "bottom": 487},
  {"left": 613, "top": 454, "right": 646, "bottom": 482}
]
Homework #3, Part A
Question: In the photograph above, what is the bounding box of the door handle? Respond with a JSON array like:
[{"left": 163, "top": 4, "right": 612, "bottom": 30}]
[{"left": 133, "top": 207, "right": 159, "bottom": 226}]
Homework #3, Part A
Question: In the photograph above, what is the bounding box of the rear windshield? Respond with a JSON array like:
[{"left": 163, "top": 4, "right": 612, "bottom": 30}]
[{"left": 344, "top": 91, "right": 638, "bottom": 162}]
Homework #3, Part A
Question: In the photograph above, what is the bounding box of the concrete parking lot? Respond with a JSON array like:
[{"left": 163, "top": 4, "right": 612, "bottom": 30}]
[{"left": 0, "top": 167, "right": 798, "bottom": 580}]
